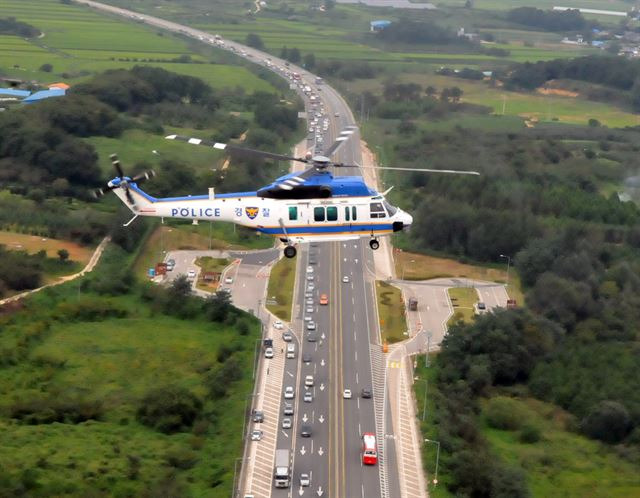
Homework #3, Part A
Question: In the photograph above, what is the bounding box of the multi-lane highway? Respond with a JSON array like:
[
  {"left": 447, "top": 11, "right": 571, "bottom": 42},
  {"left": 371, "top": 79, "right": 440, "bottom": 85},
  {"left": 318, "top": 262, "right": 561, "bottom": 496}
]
[{"left": 72, "top": 2, "right": 408, "bottom": 497}]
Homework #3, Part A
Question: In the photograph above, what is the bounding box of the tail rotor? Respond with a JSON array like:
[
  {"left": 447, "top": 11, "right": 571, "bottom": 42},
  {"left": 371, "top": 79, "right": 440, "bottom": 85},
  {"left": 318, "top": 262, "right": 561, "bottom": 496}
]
[{"left": 92, "top": 153, "right": 155, "bottom": 208}]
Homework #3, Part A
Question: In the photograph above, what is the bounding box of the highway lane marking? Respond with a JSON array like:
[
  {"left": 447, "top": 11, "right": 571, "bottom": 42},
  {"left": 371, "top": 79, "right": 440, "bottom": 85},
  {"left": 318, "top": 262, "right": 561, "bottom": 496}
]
[
  {"left": 282, "top": 430, "right": 289, "bottom": 438},
  {"left": 355, "top": 350, "right": 358, "bottom": 361},
  {"left": 356, "top": 372, "right": 359, "bottom": 384},
  {"left": 287, "top": 370, "right": 294, "bottom": 377}
]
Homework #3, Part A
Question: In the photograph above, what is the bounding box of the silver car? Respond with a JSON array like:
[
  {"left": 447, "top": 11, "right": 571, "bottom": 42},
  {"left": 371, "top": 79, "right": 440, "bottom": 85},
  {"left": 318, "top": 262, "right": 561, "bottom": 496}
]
[{"left": 282, "top": 418, "right": 292, "bottom": 429}]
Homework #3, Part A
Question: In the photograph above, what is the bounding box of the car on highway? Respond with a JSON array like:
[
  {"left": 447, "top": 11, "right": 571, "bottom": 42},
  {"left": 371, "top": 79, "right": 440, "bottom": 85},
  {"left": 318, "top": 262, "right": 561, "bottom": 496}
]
[
  {"left": 305, "top": 375, "right": 314, "bottom": 387},
  {"left": 282, "top": 418, "right": 292, "bottom": 429},
  {"left": 319, "top": 294, "right": 329, "bottom": 305},
  {"left": 342, "top": 276, "right": 350, "bottom": 283},
  {"left": 343, "top": 389, "right": 352, "bottom": 399},
  {"left": 187, "top": 269, "right": 196, "bottom": 279},
  {"left": 300, "top": 473, "right": 310, "bottom": 487},
  {"left": 305, "top": 292, "right": 313, "bottom": 298},
  {"left": 225, "top": 276, "right": 233, "bottom": 284},
  {"left": 251, "top": 430, "right": 263, "bottom": 441},
  {"left": 304, "top": 315, "right": 312, "bottom": 322},
  {"left": 273, "top": 320, "right": 284, "bottom": 330},
  {"left": 306, "top": 306, "right": 314, "bottom": 313},
  {"left": 307, "top": 283, "right": 315, "bottom": 291},
  {"left": 476, "top": 302, "right": 487, "bottom": 314},
  {"left": 284, "top": 386, "right": 295, "bottom": 399},
  {"left": 166, "top": 259, "right": 175, "bottom": 271},
  {"left": 282, "top": 330, "right": 293, "bottom": 342},
  {"left": 304, "top": 391, "right": 313, "bottom": 403},
  {"left": 307, "top": 333, "right": 318, "bottom": 342},
  {"left": 264, "top": 347, "right": 274, "bottom": 359},
  {"left": 306, "top": 298, "right": 314, "bottom": 305},
  {"left": 309, "top": 258, "right": 317, "bottom": 265},
  {"left": 361, "top": 388, "right": 372, "bottom": 399},
  {"left": 306, "top": 321, "right": 316, "bottom": 330},
  {"left": 306, "top": 274, "right": 314, "bottom": 281},
  {"left": 334, "top": 112, "right": 340, "bottom": 117},
  {"left": 300, "top": 425, "right": 312, "bottom": 437},
  {"left": 283, "top": 403, "right": 294, "bottom": 416},
  {"left": 252, "top": 410, "right": 264, "bottom": 423},
  {"left": 306, "top": 265, "right": 314, "bottom": 274},
  {"left": 302, "top": 353, "right": 312, "bottom": 363}
]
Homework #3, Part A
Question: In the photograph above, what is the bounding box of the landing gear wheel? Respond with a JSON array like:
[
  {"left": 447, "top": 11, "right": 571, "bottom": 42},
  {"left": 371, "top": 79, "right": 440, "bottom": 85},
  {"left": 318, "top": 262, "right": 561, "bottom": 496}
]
[
  {"left": 369, "top": 239, "right": 380, "bottom": 250},
  {"left": 284, "top": 245, "right": 297, "bottom": 258}
]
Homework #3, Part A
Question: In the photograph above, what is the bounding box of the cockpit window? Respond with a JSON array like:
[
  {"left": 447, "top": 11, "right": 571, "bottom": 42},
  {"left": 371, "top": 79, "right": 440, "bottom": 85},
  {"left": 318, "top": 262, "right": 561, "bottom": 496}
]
[
  {"left": 383, "top": 201, "right": 397, "bottom": 216},
  {"left": 370, "top": 202, "right": 386, "bottom": 219}
]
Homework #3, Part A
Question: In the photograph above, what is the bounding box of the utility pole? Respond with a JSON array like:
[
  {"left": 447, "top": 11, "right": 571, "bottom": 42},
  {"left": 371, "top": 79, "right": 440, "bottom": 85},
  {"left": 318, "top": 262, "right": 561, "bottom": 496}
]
[{"left": 500, "top": 254, "right": 511, "bottom": 289}]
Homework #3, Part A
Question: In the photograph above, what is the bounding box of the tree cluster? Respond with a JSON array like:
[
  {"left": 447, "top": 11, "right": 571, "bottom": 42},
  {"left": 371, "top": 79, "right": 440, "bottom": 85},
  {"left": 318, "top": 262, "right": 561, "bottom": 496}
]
[
  {"left": 506, "top": 7, "right": 589, "bottom": 32},
  {"left": 0, "top": 17, "right": 40, "bottom": 38},
  {"left": 377, "top": 19, "right": 469, "bottom": 46},
  {"left": 315, "top": 59, "right": 378, "bottom": 81}
]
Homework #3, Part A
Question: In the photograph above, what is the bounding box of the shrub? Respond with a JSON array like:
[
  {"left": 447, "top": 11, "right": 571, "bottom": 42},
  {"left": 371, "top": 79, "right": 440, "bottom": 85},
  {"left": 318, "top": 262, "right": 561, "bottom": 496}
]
[
  {"left": 9, "top": 397, "right": 103, "bottom": 424},
  {"left": 164, "top": 447, "right": 199, "bottom": 470},
  {"left": 485, "top": 397, "right": 527, "bottom": 431},
  {"left": 137, "top": 385, "right": 202, "bottom": 434},
  {"left": 581, "top": 400, "right": 630, "bottom": 444},
  {"left": 519, "top": 423, "right": 541, "bottom": 443}
]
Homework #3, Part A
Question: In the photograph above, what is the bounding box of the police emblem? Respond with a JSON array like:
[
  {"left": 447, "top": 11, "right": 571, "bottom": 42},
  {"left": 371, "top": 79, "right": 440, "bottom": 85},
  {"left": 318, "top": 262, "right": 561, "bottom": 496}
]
[{"left": 245, "top": 207, "right": 259, "bottom": 219}]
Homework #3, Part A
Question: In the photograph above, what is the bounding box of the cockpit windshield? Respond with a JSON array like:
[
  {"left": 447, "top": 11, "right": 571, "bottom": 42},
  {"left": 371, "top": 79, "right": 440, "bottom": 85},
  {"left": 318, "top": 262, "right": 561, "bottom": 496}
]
[{"left": 383, "top": 201, "right": 397, "bottom": 216}]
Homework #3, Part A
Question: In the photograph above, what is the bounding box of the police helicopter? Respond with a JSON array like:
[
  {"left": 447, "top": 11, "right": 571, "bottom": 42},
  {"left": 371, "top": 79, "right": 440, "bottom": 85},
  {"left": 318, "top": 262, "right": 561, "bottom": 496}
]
[{"left": 94, "top": 126, "right": 479, "bottom": 258}]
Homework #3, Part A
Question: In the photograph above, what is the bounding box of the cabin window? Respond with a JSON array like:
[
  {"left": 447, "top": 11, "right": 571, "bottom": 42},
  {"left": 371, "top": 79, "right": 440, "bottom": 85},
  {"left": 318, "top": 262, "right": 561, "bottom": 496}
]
[
  {"left": 288, "top": 206, "right": 298, "bottom": 221},
  {"left": 345, "top": 207, "right": 350, "bottom": 221},
  {"left": 352, "top": 206, "right": 357, "bottom": 221},
  {"left": 383, "top": 201, "right": 397, "bottom": 216},
  {"left": 370, "top": 202, "right": 386, "bottom": 219},
  {"left": 327, "top": 206, "right": 337, "bottom": 221},
  {"left": 314, "top": 207, "right": 325, "bottom": 222}
]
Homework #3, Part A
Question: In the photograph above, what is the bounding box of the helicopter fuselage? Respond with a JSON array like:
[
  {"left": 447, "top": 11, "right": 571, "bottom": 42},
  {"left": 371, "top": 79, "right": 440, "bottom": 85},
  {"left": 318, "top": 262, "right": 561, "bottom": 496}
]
[{"left": 111, "top": 178, "right": 412, "bottom": 245}]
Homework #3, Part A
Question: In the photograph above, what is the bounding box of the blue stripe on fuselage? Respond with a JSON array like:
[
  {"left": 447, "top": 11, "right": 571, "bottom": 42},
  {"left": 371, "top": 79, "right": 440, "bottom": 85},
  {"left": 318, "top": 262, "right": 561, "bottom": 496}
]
[
  {"left": 257, "top": 224, "right": 393, "bottom": 235},
  {"left": 128, "top": 183, "right": 257, "bottom": 202}
]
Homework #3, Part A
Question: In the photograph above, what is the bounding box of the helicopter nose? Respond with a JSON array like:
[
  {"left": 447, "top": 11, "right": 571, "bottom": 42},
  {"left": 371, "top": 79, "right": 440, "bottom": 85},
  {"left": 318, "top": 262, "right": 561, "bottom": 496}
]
[{"left": 403, "top": 211, "right": 413, "bottom": 231}]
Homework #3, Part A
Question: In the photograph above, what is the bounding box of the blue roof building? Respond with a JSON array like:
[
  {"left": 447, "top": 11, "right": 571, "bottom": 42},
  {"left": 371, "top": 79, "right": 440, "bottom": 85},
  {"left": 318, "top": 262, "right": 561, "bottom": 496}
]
[
  {"left": 22, "top": 87, "right": 65, "bottom": 104},
  {"left": 0, "top": 88, "right": 31, "bottom": 98},
  {"left": 370, "top": 20, "right": 392, "bottom": 32}
]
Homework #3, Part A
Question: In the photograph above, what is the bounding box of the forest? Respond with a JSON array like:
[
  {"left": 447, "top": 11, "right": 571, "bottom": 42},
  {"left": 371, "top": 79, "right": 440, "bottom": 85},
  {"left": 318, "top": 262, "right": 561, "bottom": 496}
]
[{"left": 506, "top": 7, "right": 590, "bottom": 32}]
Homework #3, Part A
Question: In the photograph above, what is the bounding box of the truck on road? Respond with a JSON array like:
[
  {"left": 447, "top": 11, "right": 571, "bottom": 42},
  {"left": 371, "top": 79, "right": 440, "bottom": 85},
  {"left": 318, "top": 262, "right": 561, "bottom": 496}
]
[{"left": 274, "top": 449, "right": 291, "bottom": 488}]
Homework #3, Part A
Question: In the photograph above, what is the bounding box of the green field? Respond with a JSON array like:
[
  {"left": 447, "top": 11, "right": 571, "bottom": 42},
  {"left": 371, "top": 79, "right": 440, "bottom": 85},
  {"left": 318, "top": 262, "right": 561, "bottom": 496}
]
[
  {"left": 447, "top": 287, "right": 478, "bottom": 325},
  {"left": 481, "top": 396, "right": 640, "bottom": 497},
  {"left": 0, "top": 0, "right": 276, "bottom": 93}
]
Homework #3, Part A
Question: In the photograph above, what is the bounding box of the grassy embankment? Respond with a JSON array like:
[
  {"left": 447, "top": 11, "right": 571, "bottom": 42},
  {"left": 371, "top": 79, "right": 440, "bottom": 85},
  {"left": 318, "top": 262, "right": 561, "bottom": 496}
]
[
  {"left": 266, "top": 255, "right": 297, "bottom": 321},
  {"left": 412, "top": 360, "right": 640, "bottom": 498},
  {"left": 0, "top": 241, "right": 261, "bottom": 496},
  {"left": 375, "top": 281, "right": 407, "bottom": 343}
]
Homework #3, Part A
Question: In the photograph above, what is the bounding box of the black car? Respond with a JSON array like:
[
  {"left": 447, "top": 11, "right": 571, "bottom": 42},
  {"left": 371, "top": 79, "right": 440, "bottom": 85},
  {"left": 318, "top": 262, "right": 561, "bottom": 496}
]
[
  {"left": 302, "top": 353, "right": 312, "bottom": 363},
  {"left": 252, "top": 410, "right": 264, "bottom": 423},
  {"left": 307, "top": 333, "right": 318, "bottom": 342},
  {"left": 361, "top": 388, "right": 372, "bottom": 399},
  {"left": 300, "top": 424, "right": 312, "bottom": 437}
]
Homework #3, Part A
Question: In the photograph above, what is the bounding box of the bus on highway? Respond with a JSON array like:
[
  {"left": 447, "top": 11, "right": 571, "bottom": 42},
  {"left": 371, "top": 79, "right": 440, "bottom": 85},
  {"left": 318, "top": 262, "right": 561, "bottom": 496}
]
[{"left": 362, "top": 433, "right": 377, "bottom": 465}]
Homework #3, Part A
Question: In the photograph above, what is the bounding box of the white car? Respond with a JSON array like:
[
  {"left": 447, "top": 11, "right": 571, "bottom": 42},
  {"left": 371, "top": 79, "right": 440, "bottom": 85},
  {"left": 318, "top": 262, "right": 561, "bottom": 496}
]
[
  {"left": 305, "top": 375, "right": 314, "bottom": 387},
  {"left": 273, "top": 320, "right": 284, "bottom": 330},
  {"left": 306, "top": 306, "right": 314, "bottom": 313},
  {"left": 225, "top": 277, "right": 233, "bottom": 284},
  {"left": 306, "top": 321, "right": 316, "bottom": 330},
  {"left": 282, "top": 418, "right": 292, "bottom": 429},
  {"left": 300, "top": 473, "right": 310, "bottom": 487},
  {"left": 306, "top": 266, "right": 314, "bottom": 274},
  {"left": 306, "top": 298, "right": 314, "bottom": 305},
  {"left": 343, "top": 389, "right": 352, "bottom": 399},
  {"left": 342, "top": 276, "right": 350, "bottom": 283},
  {"left": 306, "top": 275, "right": 314, "bottom": 281},
  {"left": 304, "top": 315, "right": 312, "bottom": 322},
  {"left": 264, "top": 347, "right": 274, "bottom": 359},
  {"left": 187, "top": 269, "right": 196, "bottom": 279},
  {"left": 307, "top": 283, "right": 315, "bottom": 291},
  {"left": 284, "top": 386, "right": 295, "bottom": 399},
  {"left": 303, "top": 391, "right": 313, "bottom": 402},
  {"left": 251, "top": 430, "right": 263, "bottom": 441}
]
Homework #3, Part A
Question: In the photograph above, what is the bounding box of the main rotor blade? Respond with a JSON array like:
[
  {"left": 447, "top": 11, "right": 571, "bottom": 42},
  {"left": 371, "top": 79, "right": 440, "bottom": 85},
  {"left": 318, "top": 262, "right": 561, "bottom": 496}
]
[
  {"left": 123, "top": 186, "right": 135, "bottom": 206},
  {"left": 165, "top": 134, "right": 309, "bottom": 163},
  {"left": 324, "top": 126, "right": 358, "bottom": 158},
  {"left": 110, "top": 153, "right": 124, "bottom": 178},
  {"left": 358, "top": 165, "right": 480, "bottom": 175},
  {"left": 93, "top": 184, "right": 117, "bottom": 198}
]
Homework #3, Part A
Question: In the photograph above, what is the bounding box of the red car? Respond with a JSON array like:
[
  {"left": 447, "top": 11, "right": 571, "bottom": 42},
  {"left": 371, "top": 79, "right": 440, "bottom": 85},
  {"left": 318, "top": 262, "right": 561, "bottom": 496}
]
[{"left": 319, "top": 294, "right": 328, "bottom": 305}]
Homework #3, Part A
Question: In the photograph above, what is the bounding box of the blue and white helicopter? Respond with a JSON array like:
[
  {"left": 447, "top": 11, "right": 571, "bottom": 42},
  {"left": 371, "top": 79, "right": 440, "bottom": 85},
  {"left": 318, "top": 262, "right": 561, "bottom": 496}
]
[{"left": 95, "top": 127, "right": 478, "bottom": 258}]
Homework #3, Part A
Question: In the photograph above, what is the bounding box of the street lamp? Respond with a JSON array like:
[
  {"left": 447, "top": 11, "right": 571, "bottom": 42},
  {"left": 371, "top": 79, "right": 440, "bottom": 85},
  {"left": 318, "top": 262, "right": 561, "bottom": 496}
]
[
  {"left": 425, "top": 331, "right": 432, "bottom": 368},
  {"left": 424, "top": 438, "right": 440, "bottom": 486},
  {"left": 499, "top": 254, "right": 511, "bottom": 289}
]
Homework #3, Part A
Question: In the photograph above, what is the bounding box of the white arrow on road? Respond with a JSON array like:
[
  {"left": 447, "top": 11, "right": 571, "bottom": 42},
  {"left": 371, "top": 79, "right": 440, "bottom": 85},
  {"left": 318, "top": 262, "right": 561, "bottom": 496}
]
[
  {"left": 320, "top": 359, "right": 325, "bottom": 367},
  {"left": 318, "top": 446, "right": 324, "bottom": 456},
  {"left": 299, "top": 486, "right": 305, "bottom": 496},
  {"left": 321, "top": 332, "right": 326, "bottom": 340},
  {"left": 303, "top": 413, "right": 308, "bottom": 422},
  {"left": 317, "top": 486, "right": 324, "bottom": 496},
  {"left": 319, "top": 415, "right": 325, "bottom": 424},
  {"left": 300, "top": 446, "right": 306, "bottom": 455},
  {"left": 319, "top": 383, "right": 325, "bottom": 391}
]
